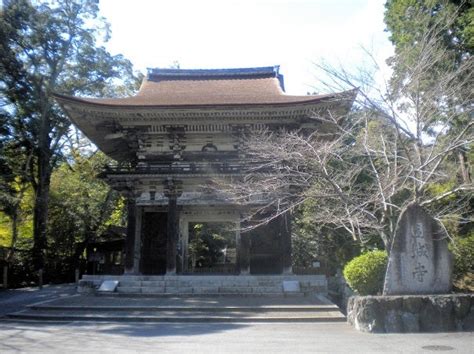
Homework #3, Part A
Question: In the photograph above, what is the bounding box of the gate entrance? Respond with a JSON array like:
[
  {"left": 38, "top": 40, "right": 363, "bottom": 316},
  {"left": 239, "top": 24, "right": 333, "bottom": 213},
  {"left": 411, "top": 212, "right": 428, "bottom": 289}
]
[
  {"left": 140, "top": 212, "right": 167, "bottom": 275},
  {"left": 249, "top": 218, "right": 283, "bottom": 274},
  {"left": 187, "top": 222, "right": 237, "bottom": 274}
]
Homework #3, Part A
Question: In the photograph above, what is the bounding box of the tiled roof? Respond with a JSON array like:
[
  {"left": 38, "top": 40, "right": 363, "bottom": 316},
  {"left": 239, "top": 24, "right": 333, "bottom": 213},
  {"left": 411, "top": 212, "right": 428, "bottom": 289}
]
[
  {"left": 147, "top": 66, "right": 281, "bottom": 79},
  {"left": 55, "top": 67, "right": 346, "bottom": 107}
]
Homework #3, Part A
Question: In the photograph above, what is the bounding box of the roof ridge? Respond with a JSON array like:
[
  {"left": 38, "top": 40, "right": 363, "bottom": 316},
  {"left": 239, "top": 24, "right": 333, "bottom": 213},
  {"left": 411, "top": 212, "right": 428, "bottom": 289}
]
[
  {"left": 147, "top": 66, "right": 280, "bottom": 78},
  {"left": 146, "top": 66, "right": 286, "bottom": 92}
]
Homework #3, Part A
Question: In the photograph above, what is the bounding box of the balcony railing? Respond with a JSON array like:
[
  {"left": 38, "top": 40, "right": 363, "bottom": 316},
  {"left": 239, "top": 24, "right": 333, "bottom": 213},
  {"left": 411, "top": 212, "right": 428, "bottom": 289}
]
[{"left": 102, "top": 162, "right": 244, "bottom": 175}]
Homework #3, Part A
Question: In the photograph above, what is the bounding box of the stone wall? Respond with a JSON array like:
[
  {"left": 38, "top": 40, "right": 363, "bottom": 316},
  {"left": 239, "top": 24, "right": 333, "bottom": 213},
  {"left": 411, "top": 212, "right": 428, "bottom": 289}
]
[
  {"left": 78, "top": 274, "right": 328, "bottom": 296},
  {"left": 347, "top": 294, "right": 474, "bottom": 333}
]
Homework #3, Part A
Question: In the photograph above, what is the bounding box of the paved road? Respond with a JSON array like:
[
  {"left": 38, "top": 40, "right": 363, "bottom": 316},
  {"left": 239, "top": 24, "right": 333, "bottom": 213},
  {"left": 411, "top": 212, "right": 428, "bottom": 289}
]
[
  {"left": 0, "top": 286, "right": 472, "bottom": 353},
  {"left": 0, "top": 321, "right": 472, "bottom": 353},
  {"left": 0, "top": 284, "right": 76, "bottom": 317}
]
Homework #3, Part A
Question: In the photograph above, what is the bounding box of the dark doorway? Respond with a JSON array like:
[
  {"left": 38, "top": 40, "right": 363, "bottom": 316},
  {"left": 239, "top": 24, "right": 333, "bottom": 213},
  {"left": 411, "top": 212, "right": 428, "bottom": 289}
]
[
  {"left": 141, "top": 212, "right": 167, "bottom": 275},
  {"left": 249, "top": 218, "right": 283, "bottom": 274}
]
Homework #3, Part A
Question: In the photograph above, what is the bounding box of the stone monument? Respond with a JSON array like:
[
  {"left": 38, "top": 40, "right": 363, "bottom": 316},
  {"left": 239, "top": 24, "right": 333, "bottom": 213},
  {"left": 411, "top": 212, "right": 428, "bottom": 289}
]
[
  {"left": 383, "top": 202, "right": 453, "bottom": 295},
  {"left": 347, "top": 203, "right": 473, "bottom": 333}
]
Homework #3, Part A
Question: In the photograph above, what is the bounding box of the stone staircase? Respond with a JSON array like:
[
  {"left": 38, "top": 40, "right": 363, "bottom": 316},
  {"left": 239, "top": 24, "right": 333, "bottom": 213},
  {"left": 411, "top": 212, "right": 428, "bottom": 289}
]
[
  {"left": 7, "top": 294, "right": 346, "bottom": 323},
  {"left": 6, "top": 275, "right": 347, "bottom": 323},
  {"left": 78, "top": 275, "right": 328, "bottom": 297}
]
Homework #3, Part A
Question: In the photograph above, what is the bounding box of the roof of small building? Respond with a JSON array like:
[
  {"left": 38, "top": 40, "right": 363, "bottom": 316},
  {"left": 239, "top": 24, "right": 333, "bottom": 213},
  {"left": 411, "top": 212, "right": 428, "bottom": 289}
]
[{"left": 54, "top": 66, "right": 347, "bottom": 107}]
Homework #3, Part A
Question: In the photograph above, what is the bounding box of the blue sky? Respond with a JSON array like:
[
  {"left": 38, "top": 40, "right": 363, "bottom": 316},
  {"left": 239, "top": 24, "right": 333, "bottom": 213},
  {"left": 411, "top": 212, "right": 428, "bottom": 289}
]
[{"left": 99, "top": 0, "right": 393, "bottom": 95}]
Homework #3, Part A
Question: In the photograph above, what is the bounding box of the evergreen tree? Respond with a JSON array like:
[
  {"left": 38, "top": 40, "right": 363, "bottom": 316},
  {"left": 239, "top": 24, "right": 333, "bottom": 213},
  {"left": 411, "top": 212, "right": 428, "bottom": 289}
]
[{"left": 0, "top": 0, "right": 139, "bottom": 278}]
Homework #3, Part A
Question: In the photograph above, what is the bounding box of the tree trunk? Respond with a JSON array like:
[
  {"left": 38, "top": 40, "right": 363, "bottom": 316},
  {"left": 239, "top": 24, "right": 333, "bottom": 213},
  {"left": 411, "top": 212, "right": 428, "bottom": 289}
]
[
  {"left": 73, "top": 240, "right": 86, "bottom": 283},
  {"left": 32, "top": 151, "right": 52, "bottom": 273},
  {"left": 7, "top": 208, "right": 19, "bottom": 264},
  {"left": 458, "top": 150, "right": 471, "bottom": 184},
  {"left": 32, "top": 100, "right": 53, "bottom": 278},
  {"left": 72, "top": 228, "right": 95, "bottom": 281}
]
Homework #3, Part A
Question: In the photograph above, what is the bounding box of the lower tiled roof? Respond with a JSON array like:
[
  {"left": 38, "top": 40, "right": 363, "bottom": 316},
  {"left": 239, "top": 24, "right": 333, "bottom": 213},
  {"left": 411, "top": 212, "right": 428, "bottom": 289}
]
[{"left": 56, "top": 77, "right": 344, "bottom": 107}]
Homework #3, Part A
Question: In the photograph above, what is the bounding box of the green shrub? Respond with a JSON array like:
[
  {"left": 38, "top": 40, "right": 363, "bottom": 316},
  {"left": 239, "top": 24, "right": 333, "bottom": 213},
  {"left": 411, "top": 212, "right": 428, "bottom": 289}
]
[
  {"left": 451, "top": 233, "right": 474, "bottom": 277},
  {"left": 450, "top": 233, "right": 474, "bottom": 292},
  {"left": 343, "top": 250, "right": 388, "bottom": 295}
]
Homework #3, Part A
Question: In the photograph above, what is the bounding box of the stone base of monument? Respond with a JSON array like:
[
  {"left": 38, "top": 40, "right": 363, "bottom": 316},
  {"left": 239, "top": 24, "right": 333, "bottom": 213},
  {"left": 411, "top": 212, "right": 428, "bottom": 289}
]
[{"left": 347, "top": 294, "right": 474, "bottom": 333}]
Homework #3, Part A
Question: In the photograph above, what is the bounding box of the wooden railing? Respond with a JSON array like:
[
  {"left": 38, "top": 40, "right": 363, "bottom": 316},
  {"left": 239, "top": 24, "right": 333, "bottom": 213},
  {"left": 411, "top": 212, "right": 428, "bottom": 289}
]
[{"left": 103, "top": 162, "right": 244, "bottom": 175}]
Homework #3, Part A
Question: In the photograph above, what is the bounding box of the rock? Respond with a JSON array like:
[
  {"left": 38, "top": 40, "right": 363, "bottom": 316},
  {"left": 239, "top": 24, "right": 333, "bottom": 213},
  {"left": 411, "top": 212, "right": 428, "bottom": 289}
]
[
  {"left": 402, "top": 295, "right": 422, "bottom": 313},
  {"left": 383, "top": 203, "right": 453, "bottom": 295},
  {"left": 349, "top": 297, "right": 385, "bottom": 333},
  {"left": 453, "top": 296, "right": 471, "bottom": 319},
  {"left": 461, "top": 300, "right": 474, "bottom": 331},
  {"left": 384, "top": 310, "right": 402, "bottom": 332},
  {"left": 347, "top": 294, "right": 474, "bottom": 333},
  {"left": 420, "top": 296, "right": 455, "bottom": 332},
  {"left": 401, "top": 312, "right": 419, "bottom": 332}
]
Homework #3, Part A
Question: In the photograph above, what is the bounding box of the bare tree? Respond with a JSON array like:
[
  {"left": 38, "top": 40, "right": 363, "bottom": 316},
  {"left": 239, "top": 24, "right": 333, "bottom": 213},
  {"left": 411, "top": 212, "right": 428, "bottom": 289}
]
[{"left": 216, "top": 6, "right": 473, "bottom": 250}]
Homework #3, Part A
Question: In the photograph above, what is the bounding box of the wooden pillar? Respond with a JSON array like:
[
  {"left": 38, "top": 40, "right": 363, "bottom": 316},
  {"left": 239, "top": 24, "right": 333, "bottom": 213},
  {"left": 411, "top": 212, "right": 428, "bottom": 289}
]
[
  {"left": 180, "top": 218, "right": 189, "bottom": 273},
  {"left": 124, "top": 196, "right": 136, "bottom": 274},
  {"left": 166, "top": 195, "right": 178, "bottom": 274},
  {"left": 164, "top": 179, "right": 182, "bottom": 275},
  {"left": 281, "top": 213, "right": 293, "bottom": 274},
  {"left": 75, "top": 268, "right": 80, "bottom": 284},
  {"left": 238, "top": 229, "right": 251, "bottom": 275},
  {"left": 133, "top": 206, "right": 142, "bottom": 274}
]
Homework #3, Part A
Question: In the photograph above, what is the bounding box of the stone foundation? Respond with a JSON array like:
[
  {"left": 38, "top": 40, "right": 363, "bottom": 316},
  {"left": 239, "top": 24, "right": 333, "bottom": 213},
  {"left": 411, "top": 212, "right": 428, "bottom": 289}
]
[
  {"left": 78, "top": 274, "right": 328, "bottom": 296},
  {"left": 347, "top": 294, "right": 474, "bottom": 333}
]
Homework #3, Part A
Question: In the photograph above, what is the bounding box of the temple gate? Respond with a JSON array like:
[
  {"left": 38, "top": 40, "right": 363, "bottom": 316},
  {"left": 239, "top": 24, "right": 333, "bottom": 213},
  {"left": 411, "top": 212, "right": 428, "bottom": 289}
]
[{"left": 55, "top": 66, "right": 355, "bottom": 278}]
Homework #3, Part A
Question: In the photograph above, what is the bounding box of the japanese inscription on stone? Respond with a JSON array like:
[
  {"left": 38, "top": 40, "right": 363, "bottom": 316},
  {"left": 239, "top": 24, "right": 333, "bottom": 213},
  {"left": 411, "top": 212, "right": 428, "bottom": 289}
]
[
  {"left": 383, "top": 203, "right": 452, "bottom": 295},
  {"left": 411, "top": 223, "right": 429, "bottom": 283}
]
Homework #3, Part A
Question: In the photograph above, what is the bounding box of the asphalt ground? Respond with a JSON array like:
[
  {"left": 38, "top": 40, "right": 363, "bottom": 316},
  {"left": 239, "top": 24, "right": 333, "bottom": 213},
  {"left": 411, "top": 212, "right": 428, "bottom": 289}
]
[
  {"left": 0, "top": 283, "right": 76, "bottom": 317},
  {"left": 0, "top": 284, "right": 472, "bottom": 353},
  {"left": 0, "top": 321, "right": 472, "bottom": 353}
]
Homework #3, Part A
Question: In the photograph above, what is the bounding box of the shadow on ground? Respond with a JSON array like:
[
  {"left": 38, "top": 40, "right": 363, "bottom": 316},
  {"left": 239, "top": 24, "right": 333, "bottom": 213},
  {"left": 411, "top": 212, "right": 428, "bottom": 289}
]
[
  {"left": 95, "top": 322, "right": 248, "bottom": 337},
  {"left": 0, "top": 284, "right": 76, "bottom": 317},
  {"left": 2, "top": 320, "right": 248, "bottom": 339}
]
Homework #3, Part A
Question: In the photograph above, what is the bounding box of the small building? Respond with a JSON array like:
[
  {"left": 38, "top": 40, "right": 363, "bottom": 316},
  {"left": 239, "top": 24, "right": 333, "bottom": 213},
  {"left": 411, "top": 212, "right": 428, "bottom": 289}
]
[
  {"left": 86, "top": 226, "right": 126, "bottom": 275},
  {"left": 55, "top": 66, "right": 354, "bottom": 279}
]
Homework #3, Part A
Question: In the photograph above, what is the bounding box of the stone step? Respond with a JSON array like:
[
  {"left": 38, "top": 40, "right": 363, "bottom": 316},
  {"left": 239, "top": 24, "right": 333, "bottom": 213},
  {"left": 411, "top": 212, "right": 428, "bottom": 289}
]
[
  {"left": 30, "top": 293, "right": 336, "bottom": 306},
  {"left": 79, "top": 275, "right": 328, "bottom": 296},
  {"left": 115, "top": 286, "right": 288, "bottom": 295},
  {"left": 116, "top": 287, "right": 142, "bottom": 294},
  {"left": 8, "top": 309, "right": 345, "bottom": 323},
  {"left": 99, "top": 292, "right": 305, "bottom": 298},
  {"left": 29, "top": 304, "right": 339, "bottom": 312},
  {"left": 140, "top": 281, "right": 166, "bottom": 287},
  {"left": 80, "top": 275, "right": 326, "bottom": 286},
  {"left": 139, "top": 287, "right": 166, "bottom": 294},
  {"left": 7, "top": 294, "right": 344, "bottom": 323},
  {"left": 115, "top": 281, "right": 285, "bottom": 287},
  {"left": 115, "top": 287, "right": 282, "bottom": 291},
  {"left": 82, "top": 275, "right": 324, "bottom": 280},
  {"left": 117, "top": 281, "right": 143, "bottom": 287}
]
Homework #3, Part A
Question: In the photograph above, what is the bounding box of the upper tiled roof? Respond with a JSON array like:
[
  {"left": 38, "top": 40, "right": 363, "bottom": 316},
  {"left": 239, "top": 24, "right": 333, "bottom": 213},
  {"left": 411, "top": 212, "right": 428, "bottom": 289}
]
[
  {"left": 55, "top": 66, "right": 347, "bottom": 107},
  {"left": 147, "top": 66, "right": 282, "bottom": 80}
]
